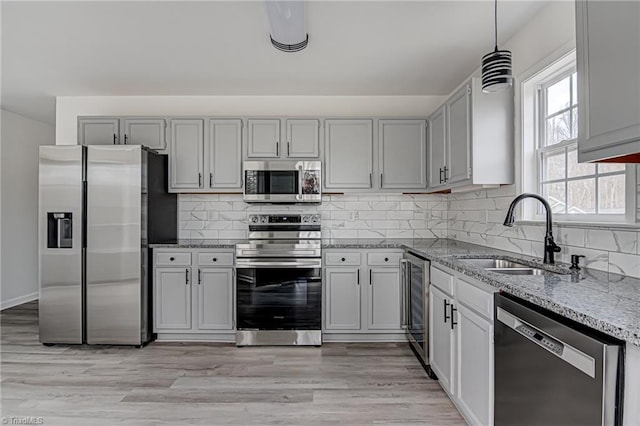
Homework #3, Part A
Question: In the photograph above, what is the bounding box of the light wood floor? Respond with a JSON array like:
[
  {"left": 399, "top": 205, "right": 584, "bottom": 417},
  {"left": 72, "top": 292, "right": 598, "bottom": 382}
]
[{"left": 1, "top": 301, "right": 464, "bottom": 425}]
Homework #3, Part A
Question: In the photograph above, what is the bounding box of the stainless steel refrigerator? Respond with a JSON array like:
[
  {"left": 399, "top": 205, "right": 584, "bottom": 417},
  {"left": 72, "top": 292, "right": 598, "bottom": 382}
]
[{"left": 38, "top": 145, "right": 177, "bottom": 345}]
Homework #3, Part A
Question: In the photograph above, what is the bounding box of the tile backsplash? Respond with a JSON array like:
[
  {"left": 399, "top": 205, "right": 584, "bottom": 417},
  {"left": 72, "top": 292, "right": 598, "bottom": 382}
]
[
  {"left": 178, "top": 173, "right": 640, "bottom": 278},
  {"left": 178, "top": 193, "right": 448, "bottom": 240}
]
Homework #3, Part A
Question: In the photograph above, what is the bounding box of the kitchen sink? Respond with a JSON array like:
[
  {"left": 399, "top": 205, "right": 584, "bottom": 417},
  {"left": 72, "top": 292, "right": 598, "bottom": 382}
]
[{"left": 459, "top": 257, "right": 565, "bottom": 276}]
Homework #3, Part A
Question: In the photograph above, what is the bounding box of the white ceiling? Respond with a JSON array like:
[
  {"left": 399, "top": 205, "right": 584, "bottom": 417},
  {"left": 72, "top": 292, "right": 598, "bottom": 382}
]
[{"left": 1, "top": 1, "right": 549, "bottom": 124}]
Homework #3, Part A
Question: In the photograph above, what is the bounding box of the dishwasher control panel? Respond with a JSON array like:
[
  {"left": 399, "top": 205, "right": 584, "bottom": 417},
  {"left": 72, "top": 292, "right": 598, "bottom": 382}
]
[{"left": 516, "top": 324, "right": 563, "bottom": 355}]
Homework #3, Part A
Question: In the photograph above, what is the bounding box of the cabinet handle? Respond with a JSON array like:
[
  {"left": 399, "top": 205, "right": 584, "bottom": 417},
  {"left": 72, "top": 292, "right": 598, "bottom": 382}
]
[
  {"left": 380, "top": 173, "right": 383, "bottom": 187},
  {"left": 198, "top": 173, "right": 202, "bottom": 187},
  {"left": 113, "top": 134, "right": 117, "bottom": 145},
  {"left": 450, "top": 304, "right": 457, "bottom": 330},
  {"left": 276, "top": 141, "right": 279, "bottom": 157},
  {"left": 213, "top": 257, "right": 218, "bottom": 262},
  {"left": 439, "top": 168, "right": 444, "bottom": 184},
  {"left": 197, "top": 269, "right": 201, "bottom": 285},
  {"left": 357, "top": 269, "right": 360, "bottom": 285},
  {"left": 384, "top": 257, "right": 389, "bottom": 262},
  {"left": 444, "top": 299, "right": 450, "bottom": 323},
  {"left": 209, "top": 173, "right": 213, "bottom": 188},
  {"left": 341, "top": 257, "right": 346, "bottom": 262},
  {"left": 170, "top": 257, "right": 175, "bottom": 261},
  {"left": 124, "top": 134, "right": 128, "bottom": 145},
  {"left": 443, "top": 166, "right": 449, "bottom": 182},
  {"left": 369, "top": 173, "right": 372, "bottom": 188},
  {"left": 185, "top": 268, "right": 189, "bottom": 285},
  {"left": 369, "top": 269, "right": 372, "bottom": 285},
  {"left": 287, "top": 141, "right": 290, "bottom": 157}
]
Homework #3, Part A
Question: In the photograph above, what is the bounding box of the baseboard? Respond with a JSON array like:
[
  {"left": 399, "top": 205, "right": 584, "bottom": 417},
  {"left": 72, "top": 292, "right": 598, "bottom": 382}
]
[{"left": 1, "top": 292, "right": 38, "bottom": 310}]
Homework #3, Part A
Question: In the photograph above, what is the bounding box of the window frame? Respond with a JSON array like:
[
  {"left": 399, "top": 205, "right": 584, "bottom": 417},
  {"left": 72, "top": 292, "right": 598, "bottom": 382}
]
[{"left": 521, "top": 50, "right": 635, "bottom": 225}]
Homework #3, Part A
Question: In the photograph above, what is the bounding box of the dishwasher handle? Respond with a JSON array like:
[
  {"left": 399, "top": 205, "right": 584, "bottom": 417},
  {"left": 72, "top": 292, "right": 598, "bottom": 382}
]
[{"left": 496, "top": 307, "right": 596, "bottom": 378}]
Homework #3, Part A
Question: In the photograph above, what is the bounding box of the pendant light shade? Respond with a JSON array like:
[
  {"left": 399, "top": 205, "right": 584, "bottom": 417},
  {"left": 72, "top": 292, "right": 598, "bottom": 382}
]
[
  {"left": 265, "top": 1, "right": 308, "bottom": 52},
  {"left": 481, "top": 0, "right": 513, "bottom": 93}
]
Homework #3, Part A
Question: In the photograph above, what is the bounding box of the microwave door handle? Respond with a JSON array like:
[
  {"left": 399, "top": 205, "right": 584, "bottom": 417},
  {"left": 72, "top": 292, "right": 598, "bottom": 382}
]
[{"left": 298, "top": 165, "right": 303, "bottom": 200}]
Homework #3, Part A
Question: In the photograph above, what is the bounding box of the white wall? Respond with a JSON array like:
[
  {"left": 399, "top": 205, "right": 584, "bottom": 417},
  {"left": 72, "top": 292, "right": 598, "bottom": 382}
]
[
  {"left": 1, "top": 109, "right": 55, "bottom": 309},
  {"left": 55, "top": 95, "right": 445, "bottom": 144}
]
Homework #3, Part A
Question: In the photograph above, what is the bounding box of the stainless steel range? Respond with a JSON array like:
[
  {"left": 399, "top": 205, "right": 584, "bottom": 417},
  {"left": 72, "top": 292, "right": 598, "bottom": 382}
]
[{"left": 235, "top": 214, "right": 322, "bottom": 346}]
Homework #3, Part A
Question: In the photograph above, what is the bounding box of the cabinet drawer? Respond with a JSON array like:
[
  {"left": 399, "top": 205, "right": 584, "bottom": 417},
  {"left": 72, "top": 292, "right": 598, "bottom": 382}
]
[
  {"left": 197, "top": 252, "right": 234, "bottom": 267},
  {"left": 325, "top": 252, "right": 361, "bottom": 266},
  {"left": 430, "top": 265, "right": 454, "bottom": 295},
  {"left": 155, "top": 252, "right": 192, "bottom": 266},
  {"left": 456, "top": 276, "right": 495, "bottom": 320},
  {"left": 367, "top": 252, "right": 402, "bottom": 266}
]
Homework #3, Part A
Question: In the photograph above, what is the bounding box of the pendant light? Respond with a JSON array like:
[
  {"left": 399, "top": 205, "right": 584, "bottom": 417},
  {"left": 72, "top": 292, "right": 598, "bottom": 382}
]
[
  {"left": 265, "top": 1, "right": 308, "bottom": 52},
  {"left": 481, "top": 0, "right": 513, "bottom": 93}
]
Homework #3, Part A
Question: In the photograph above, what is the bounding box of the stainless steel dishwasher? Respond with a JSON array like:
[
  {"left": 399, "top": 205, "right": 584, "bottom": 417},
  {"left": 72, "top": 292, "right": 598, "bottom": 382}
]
[{"left": 495, "top": 293, "right": 624, "bottom": 425}]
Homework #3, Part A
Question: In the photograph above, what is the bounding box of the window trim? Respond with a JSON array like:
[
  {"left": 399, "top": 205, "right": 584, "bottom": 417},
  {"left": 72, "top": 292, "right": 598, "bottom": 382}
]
[{"left": 520, "top": 49, "right": 636, "bottom": 225}]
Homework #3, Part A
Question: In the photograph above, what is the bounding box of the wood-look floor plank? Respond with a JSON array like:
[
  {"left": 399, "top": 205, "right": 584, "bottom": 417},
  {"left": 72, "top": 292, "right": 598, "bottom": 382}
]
[{"left": 1, "top": 301, "right": 465, "bottom": 425}]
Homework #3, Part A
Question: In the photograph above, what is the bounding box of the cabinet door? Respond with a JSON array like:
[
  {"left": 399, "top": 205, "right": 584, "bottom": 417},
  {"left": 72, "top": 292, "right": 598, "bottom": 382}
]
[
  {"left": 324, "top": 120, "right": 373, "bottom": 189},
  {"left": 79, "top": 118, "right": 119, "bottom": 145},
  {"left": 197, "top": 268, "right": 234, "bottom": 330},
  {"left": 286, "top": 119, "right": 320, "bottom": 158},
  {"left": 122, "top": 118, "right": 166, "bottom": 150},
  {"left": 170, "top": 119, "right": 204, "bottom": 190},
  {"left": 367, "top": 268, "right": 401, "bottom": 330},
  {"left": 324, "top": 267, "right": 361, "bottom": 330},
  {"left": 247, "top": 119, "right": 280, "bottom": 158},
  {"left": 429, "top": 285, "right": 454, "bottom": 394},
  {"left": 456, "top": 303, "right": 493, "bottom": 426},
  {"left": 576, "top": 1, "right": 640, "bottom": 162},
  {"left": 379, "top": 120, "right": 427, "bottom": 189},
  {"left": 428, "top": 107, "right": 446, "bottom": 188},
  {"left": 447, "top": 85, "right": 472, "bottom": 184},
  {"left": 208, "top": 119, "right": 243, "bottom": 189},
  {"left": 154, "top": 268, "right": 192, "bottom": 330}
]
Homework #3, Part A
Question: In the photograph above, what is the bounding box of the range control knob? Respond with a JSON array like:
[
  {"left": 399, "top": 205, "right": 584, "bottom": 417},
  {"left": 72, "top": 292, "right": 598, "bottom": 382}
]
[
  {"left": 260, "top": 216, "right": 268, "bottom": 223},
  {"left": 311, "top": 215, "right": 320, "bottom": 223},
  {"left": 302, "top": 215, "right": 309, "bottom": 223},
  {"left": 250, "top": 216, "right": 259, "bottom": 223}
]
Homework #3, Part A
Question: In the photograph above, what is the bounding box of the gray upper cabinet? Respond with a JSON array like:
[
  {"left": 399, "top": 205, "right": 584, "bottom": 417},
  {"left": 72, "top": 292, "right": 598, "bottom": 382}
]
[
  {"left": 427, "top": 78, "right": 513, "bottom": 192},
  {"left": 324, "top": 119, "right": 373, "bottom": 189},
  {"left": 208, "top": 119, "right": 243, "bottom": 189},
  {"left": 428, "top": 107, "right": 447, "bottom": 189},
  {"left": 170, "top": 119, "right": 204, "bottom": 190},
  {"left": 286, "top": 119, "right": 320, "bottom": 158},
  {"left": 247, "top": 119, "right": 280, "bottom": 158},
  {"left": 446, "top": 85, "right": 471, "bottom": 184},
  {"left": 122, "top": 118, "right": 166, "bottom": 151},
  {"left": 576, "top": 0, "right": 640, "bottom": 162},
  {"left": 379, "top": 120, "right": 427, "bottom": 189},
  {"left": 78, "top": 118, "right": 120, "bottom": 145}
]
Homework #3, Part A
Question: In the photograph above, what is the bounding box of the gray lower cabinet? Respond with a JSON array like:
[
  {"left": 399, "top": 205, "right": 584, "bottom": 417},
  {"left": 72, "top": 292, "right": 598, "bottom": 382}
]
[
  {"left": 78, "top": 118, "right": 120, "bottom": 146},
  {"left": 154, "top": 267, "right": 192, "bottom": 330},
  {"left": 576, "top": 0, "right": 640, "bottom": 162},
  {"left": 153, "top": 249, "right": 235, "bottom": 337},
  {"left": 79, "top": 117, "right": 166, "bottom": 150},
  {"left": 207, "top": 119, "right": 243, "bottom": 189},
  {"left": 323, "top": 249, "right": 403, "bottom": 336},
  {"left": 324, "top": 119, "right": 374, "bottom": 189},
  {"left": 169, "top": 119, "right": 205, "bottom": 190},
  {"left": 378, "top": 119, "right": 427, "bottom": 189},
  {"left": 247, "top": 119, "right": 280, "bottom": 158}
]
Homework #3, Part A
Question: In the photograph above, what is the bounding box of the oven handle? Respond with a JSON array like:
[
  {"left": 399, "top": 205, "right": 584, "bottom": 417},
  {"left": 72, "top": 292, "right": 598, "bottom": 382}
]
[
  {"left": 400, "top": 259, "right": 408, "bottom": 328},
  {"left": 235, "top": 258, "right": 322, "bottom": 268}
]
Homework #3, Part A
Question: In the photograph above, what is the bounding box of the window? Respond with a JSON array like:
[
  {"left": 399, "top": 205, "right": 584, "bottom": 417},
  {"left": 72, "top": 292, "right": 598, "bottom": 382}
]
[
  {"left": 538, "top": 71, "right": 626, "bottom": 216},
  {"left": 521, "top": 52, "right": 632, "bottom": 223}
]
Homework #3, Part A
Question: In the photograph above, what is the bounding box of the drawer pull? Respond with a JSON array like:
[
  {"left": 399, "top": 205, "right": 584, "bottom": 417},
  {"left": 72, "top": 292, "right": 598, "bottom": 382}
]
[
  {"left": 384, "top": 257, "right": 389, "bottom": 262},
  {"left": 213, "top": 257, "right": 218, "bottom": 262},
  {"left": 341, "top": 257, "right": 346, "bottom": 262},
  {"left": 170, "top": 257, "right": 175, "bottom": 261}
]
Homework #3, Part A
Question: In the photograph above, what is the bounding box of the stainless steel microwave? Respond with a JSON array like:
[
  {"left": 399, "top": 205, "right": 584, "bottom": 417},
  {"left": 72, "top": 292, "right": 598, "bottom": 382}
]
[{"left": 243, "top": 160, "right": 321, "bottom": 203}]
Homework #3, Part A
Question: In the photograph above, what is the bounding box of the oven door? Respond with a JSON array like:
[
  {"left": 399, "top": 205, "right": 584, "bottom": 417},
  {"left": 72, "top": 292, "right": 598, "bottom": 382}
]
[{"left": 236, "top": 260, "right": 322, "bottom": 330}]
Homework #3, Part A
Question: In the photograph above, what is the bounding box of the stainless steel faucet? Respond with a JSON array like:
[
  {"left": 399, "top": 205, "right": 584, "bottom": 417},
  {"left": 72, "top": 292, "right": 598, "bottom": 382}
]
[{"left": 503, "top": 193, "right": 561, "bottom": 264}]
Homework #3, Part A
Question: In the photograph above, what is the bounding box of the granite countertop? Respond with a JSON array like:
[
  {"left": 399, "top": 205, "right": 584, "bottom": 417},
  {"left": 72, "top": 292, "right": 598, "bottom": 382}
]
[{"left": 150, "top": 238, "right": 640, "bottom": 346}]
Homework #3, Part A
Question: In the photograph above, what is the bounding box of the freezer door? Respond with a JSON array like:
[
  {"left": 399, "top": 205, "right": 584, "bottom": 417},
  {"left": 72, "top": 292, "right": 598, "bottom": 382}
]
[
  {"left": 39, "top": 145, "right": 84, "bottom": 344},
  {"left": 86, "top": 146, "right": 142, "bottom": 344}
]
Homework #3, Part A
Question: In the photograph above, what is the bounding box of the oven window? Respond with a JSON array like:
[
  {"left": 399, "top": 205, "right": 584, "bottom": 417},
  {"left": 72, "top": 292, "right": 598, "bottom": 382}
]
[
  {"left": 245, "top": 170, "right": 299, "bottom": 195},
  {"left": 236, "top": 267, "right": 321, "bottom": 330}
]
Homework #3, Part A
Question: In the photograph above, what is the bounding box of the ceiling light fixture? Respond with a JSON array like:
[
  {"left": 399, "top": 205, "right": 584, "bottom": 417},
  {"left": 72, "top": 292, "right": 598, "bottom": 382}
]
[
  {"left": 265, "top": 1, "right": 308, "bottom": 53},
  {"left": 481, "top": 0, "right": 513, "bottom": 93}
]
